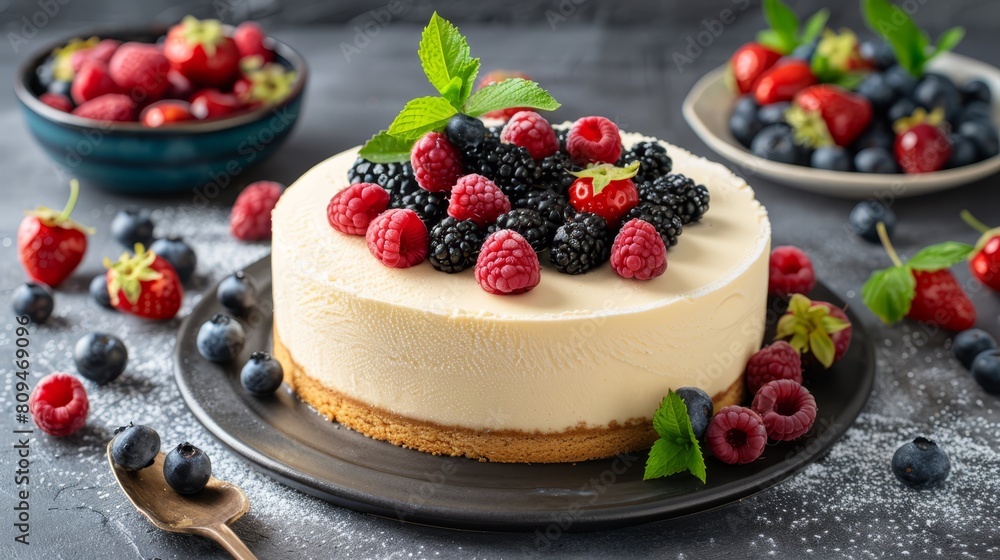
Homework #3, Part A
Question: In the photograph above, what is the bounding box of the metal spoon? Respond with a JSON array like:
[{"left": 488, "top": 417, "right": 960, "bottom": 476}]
[{"left": 107, "top": 442, "right": 257, "bottom": 559}]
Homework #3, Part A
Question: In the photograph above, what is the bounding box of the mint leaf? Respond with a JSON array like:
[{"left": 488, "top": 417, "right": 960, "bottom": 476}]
[
  {"left": 358, "top": 130, "right": 413, "bottom": 163},
  {"left": 862, "top": 0, "right": 931, "bottom": 77},
  {"left": 931, "top": 27, "right": 966, "bottom": 59},
  {"left": 458, "top": 57, "right": 481, "bottom": 105},
  {"left": 463, "top": 78, "right": 560, "bottom": 118},
  {"left": 756, "top": 29, "right": 788, "bottom": 54},
  {"left": 386, "top": 96, "right": 458, "bottom": 141},
  {"left": 644, "top": 391, "right": 706, "bottom": 483},
  {"left": 418, "top": 12, "right": 479, "bottom": 108},
  {"left": 762, "top": 0, "right": 800, "bottom": 54},
  {"left": 800, "top": 9, "right": 830, "bottom": 45},
  {"left": 907, "top": 242, "right": 974, "bottom": 271},
  {"left": 643, "top": 439, "right": 693, "bottom": 480},
  {"left": 862, "top": 265, "right": 916, "bottom": 324}
]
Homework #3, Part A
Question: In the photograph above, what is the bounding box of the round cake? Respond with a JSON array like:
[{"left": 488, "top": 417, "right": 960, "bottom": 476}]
[{"left": 271, "top": 131, "right": 771, "bottom": 463}]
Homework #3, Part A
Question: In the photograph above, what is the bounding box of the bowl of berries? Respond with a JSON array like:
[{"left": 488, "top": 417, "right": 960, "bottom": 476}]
[
  {"left": 682, "top": 0, "right": 1000, "bottom": 198},
  {"left": 14, "top": 16, "right": 306, "bottom": 195}
]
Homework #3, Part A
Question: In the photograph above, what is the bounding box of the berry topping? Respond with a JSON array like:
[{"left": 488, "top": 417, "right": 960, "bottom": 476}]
[
  {"left": 474, "top": 230, "right": 541, "bottom": 295},
  {"left": 28, "top": 373, "right": 89, "bottom": 437},
  {"left": 110, "top": 207, "right": 155, "bottom": 248},
  {"left": 567, "top": 161, "right": 640, "bottom": 227},
  {"left": 196, "top": 313, "right": 246, "bottom": 362},
  {"left": 12, "top": 283, "right": 54, "bottom": 324},
  {"left": 610, "top": 219, "right": 667, "bottom": 280},
  {"left": 230, "top": 180, "right": 284, "bottom": 241},
  {"left": 549, "top": 213, "right": 610, "bottom": 275},
  {"left": 327, "top": 183, "right": 391, "bottom": 236},
  {"left": 622, "top": 202, "right": 683, "bottom": 248},
  {"left": 428, "top": 217, "right": 485, "bottom": 273},
  {"left": 71, "top": 93, "right": 136, "bottom": 121},
  {"left": 241, "top": 351, "right": 285, "bottom": 395},
  {"left": 411, "top": 131, "right": 463, "bottom": 192},
  {"left": 448, "top": 174, "right": 511, "bottom": 228},
  {"left": 953, "top": 328, "right": 997, "bottom": 370},
  {"left": 751, "top": 379, "right": 817, "bottom": 441},
  {"left": 636, "top": 173, "right": 709, "bottom": 225},
  {"left": 149, "top": 236, "right": 198, "bottom": 285},
  {"left": 768, "top": 245, "right": 817, "bottom": 297},
  {"left": 514, "top": 189, "right": 568, "bottom": 243},
  {"left": 536, "top": 152, "right": 576, "bottom": 192},
  {"left": 163, "top": 442, "right": 212, "bottom": 494},
  {"left": 444, "top": 113, "right": 488, "bottom": 151},
  {"left": 347, "top": 158, "right": 416, "bottom": 200},
  {"left": 366, "top": 208, "right": 429, "bottom": 268},
  {"left": 971, "top": 349, "right": 1000, "bottom": 394},
  {"left": 111, "top": 423, "right": 160, "bottom": 471},
  {"left": 566, "top": 116, "right": 623, "bottom": 165},
  {"left": 460, "top": 137, "right": 540, "bottom": 199},
  {"left": 617, "top": 141, "right": 673, "bottom": 184},
  {"left": 108, "top": 42, "right": 171, "bottom": 101},
  {"left": 500, "top": 110, "right": 559, "bottom": 160},
  {"left": 676, "top": 387, "right": 713, "bottom": 440},
  {"left": 217, "top": 271, "right": 258, "bottom": 316},
  {"left": 705, "top": 406, "right": 767, "bottom": 465},
  {"left": 73, "top": 332, "right": 128, "bottom": 385},
  {"left": 105, "top": 244, "right": 183, "bottom": 320},
  {"left": 745, "top": 341, "right": 804, "bottom": 395},
  {"left": 396, "top": 188, "right": 449, "bottom": 228},
  {"left": 488, "top": 209, "right": 548, "bottom": 253},
  {"left": 891, "top": 437, "right": 951, "bottom": 489},
  {"left": 776, "top": 294, "right": 852, "bottom": 369}
]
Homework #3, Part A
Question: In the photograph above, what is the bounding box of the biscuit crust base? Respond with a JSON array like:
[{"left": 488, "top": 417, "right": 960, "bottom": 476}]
[{"left": 273, "top": 327, "right": 744, "bottom": 463}]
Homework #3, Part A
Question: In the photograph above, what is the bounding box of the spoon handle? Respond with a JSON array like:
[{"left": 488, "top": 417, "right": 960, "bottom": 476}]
[{"left": 199, "top": 523, "right": 258, "bottom": 560}]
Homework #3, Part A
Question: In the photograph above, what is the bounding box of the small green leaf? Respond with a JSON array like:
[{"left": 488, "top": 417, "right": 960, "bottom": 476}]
[
  {"left": 762, "top": 0, "right": 800, "bottom": 54},
  {"left": 643, "top": 439, "right": 689, "bottom": 480},
  {"left": 644, "top": 391, "right": 706, "bottom": 483},
  {"left": 831, "top": 71, "right": 867, "bottom": 91},
  {"left": 418, "top": 12, "right": 479, "bottom": 108},
  {"left": 907, "top": 242, "right": 975, "bottom": 271},
  {"left": 931, "top": 27, "right": 966, "bottom": 59},
  {"left": 756, "top": 29, "right": 793, "bottom": 54},
  {"left": 386, "top": 96, "right": 458, "bottom": 141},
  {"left": 800, "top": 9, "right": 830, "bottom": 45},
  {"left": 861, "top": 0, "right": 930, "bottom": 77},
  {"left": 458, "top": 58, "right": 481, "bottom": 104},
  {"left": 463, "top": 78, "right": 560, "bottom": 118},
  {"left": 809, "top": 329, "right": 836, "bottom": 369},
  {"left": 861, "top": 265, "right": 916, "bottom": 324},
  {"left": 358, "top": 130, "right": 414, "bottom": 163}
]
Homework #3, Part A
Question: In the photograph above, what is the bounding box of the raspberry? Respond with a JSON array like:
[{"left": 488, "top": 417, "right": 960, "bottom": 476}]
[
  {"left": 410, "top": 131, "right": 463, "bottom": 192},
  {"left": 751, "top": 379, "right": 817, "bottom": 441},
  {"left": 40, "top": 93, "right": 73, "bottom": 112},
  {"left": 566, "top": 116, "right": 623, "bottom": 165},
  {"left": 230, "top": 180, "right": 284, "bottom": 241},
  {"left": 71, "top": 93, "right": 136, "bottom": 121},
  {"left": 500, "top": 110, "right": 559, "bottom": 160},
  {"left": 28, "top": 373, "right": 89, "bottom": 437},
  {"left": 745, "top": 341, "right": 803, "bottom": 395},
  {"left": 768, "top": 245, "right": 816, "bottom": 297},
  {"left": 108, "top": 42, "right": 171, "bottom": 101},
  {"left": 448, "top": 174, "right": 511, "bottom": 228},
  {"left": 705, "top": 406, "right": 767, "bottom": 465},
  {"left": 366, "top": 209, "right": 428, "bottom": 268},
  {"left": 610, "top": 219, "right": 667, "bottom": 280},
  {"left": 327, "top": 183, "right": 390, "bottom": 235},
  {"left": 475, "top": 230, "right": 541, "bottom": 295}
]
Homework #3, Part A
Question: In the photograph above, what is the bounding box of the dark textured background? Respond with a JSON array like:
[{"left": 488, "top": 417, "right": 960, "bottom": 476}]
[{"left": 2, "top": 1, "right": 1000, "bottom": 558}]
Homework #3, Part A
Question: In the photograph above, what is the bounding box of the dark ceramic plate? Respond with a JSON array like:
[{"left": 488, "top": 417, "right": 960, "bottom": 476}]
[{"left": 175, "top": 255, "right": 875, "bottom": 532}]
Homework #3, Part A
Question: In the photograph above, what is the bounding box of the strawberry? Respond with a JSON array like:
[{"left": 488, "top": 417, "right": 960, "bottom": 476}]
[
  {"left": 166, "top": 69, "right": 194, "bottom": 99},
  {"left": 233, "top": 21, "right": 275, "bottom": 63},
  {"left": 753, "top": 60, "right": 817, "bottom": 105},
  {"left": 140, "top": 99, "right": 195, "bottom": 127},
  {"left": 786, "top": 85, "right": 872, "bottom": 148},
  {"left": 892, "top": 108, "right": 951, "bottom": 174},
  {"left": 163, "top": 16, "right": 241, "bottom": 89},
  {"left": 810, "top": 29, "right": 872, "bottom": 84},
  {"left": 476, "top": 70, "right": 532, "bottom": 120},
  {"left": 104, "top": 244, "right": 183, "bottom": 320},
  {"left": 960, "top": 211, "right": 1000, "bottom": 293},
  {"left": 17, "top": 179, "right": 93, "bottom": 287},
  {"left": 190, "top": 89, "right": 244, "bottom": 120},
  {"left": 233, "top": 61, "right": 297, "bottom": 106},
  {"left": 862, "top": 223, "right": 976, "bottom": 332},
  {"left": 70, "top": 59, "right": 119, "bottom": 105},
  {"left": 71, "top": 93, "right": 137, "bottom": 122},
  {"left": 108, "top": 42, "right": 171, "bottom": 102},
  {"left": 70, "top": 39, "right": 120, "bottom": 73},
  {"left": 567, "top": 161, "right": 640, "bottom": 227},
  {"left": 40, "top": 93, "right": 73, "bottom": 112},
  {"left": 775, "top": 294, "right": 852, "bottom": 369},
  {"left": 729, "top": 43, "right": 782, "bottom": 94}
]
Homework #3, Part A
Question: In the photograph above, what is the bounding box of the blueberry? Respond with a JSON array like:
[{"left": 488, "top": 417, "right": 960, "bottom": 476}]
[
  {"left": 790, "top": 42, "right": 817, "bottom": 62},
  {"left": 35, "top": 56, "right": 55, "bottom": 88},
  {"left": 971, "top": 349, "right": 1000, "bottom": 394},
  {"left": 960, "top": 79, "right": 991, "bottom": 105},
  {"left": 732, "top": 95, "right": 759, "bottom": 120},
  {"left": 913, "top": 73, "right": 962, "bottom": 121},
  {"left": 47, "top": 80, "right": 71, "bottom": 97},
  {"left": 891, "top": 437, "right": 951, "bottom": 488},
  {"left": 196, "top": 313, "right": 246, "bottom": 362},
  {"left": 849, "top": 200, "right": 896, "bottom": 243},
  {"left": 751, "top": 124, "right": 808, "bottom": 165},
  {"left": 946, "top": 134, "right": 980, "bottom": 168},
  {"left": 958, "top": 101, "right": 992, "bottom": 127},
  {"left": 240, "top": 351, "right": 285, "bottom": 395},
  {"left": 444, "top": 113, "right": 487, "bottom": 151},
  {"left": 887, "top": 98, "right": 917, "bottom": 124},
  {"left": 676, "top": 387, "right": 713, "bottom": 440},
  {"left": 89, "top": 274, "right": 114, "bottom": 310},
  {"left": 958, "top": 120, "right": 1000, "bottom": 160},
  {"left": 111, "top": 423, "right": 160, "bottom": 471},
  {"left": 74, "top": 332, "right": 128, "bottom": 385},
  {"left": 757, "top": 102, "right": 790, "bottom": 127},
  {"left": 857, "top": 73, "right": 896, "bottom": 110},
  {"left": 12, "top": 283, "right": 54, "bottom": 323},
  {"left": 854, "top": 147, "right": 899, "bottom": 174},
  {"left": 953, "top": 329, "right": 997, "bottom": 370},
  {"left": 729, "top": 111, "right": 762, "bottom": 148},
  {"left": 859, "top": 40, "right": 896, "bottom": 70},
  {"left": 111, "top": 207, "right": 155, "bottom": 248},
  {"left": 811, "top": 146, "right": 852, "bottom": 172},
  {"left": 217, "top": 271, "right": 258, "bottom": 315},
  {"left": 851, "top": 123, "right": 894, "bottom": 152},
  {"left": 163, "top": 442, "right": 212, "bottom": 494},
  {"left": 883, "top": 65, "right": 918, "bottom": 97},
  {"left": 149, "top": 236, "right": 197, "bottom": 284}
]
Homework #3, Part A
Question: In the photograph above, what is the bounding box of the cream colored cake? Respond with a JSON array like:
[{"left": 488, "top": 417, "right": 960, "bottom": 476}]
[{"left": 271, "top": 131, "right": 771, "bottom": 463}]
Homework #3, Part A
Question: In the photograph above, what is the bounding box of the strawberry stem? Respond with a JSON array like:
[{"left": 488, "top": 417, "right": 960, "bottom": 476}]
[
  {"left": 877, "top": 222, "right": 903, "bottom": 268},
  {"left": 56, "top": 179, "right": 80, "bottom": 224},
  {"left": 960, "top": 210, "right": 990, "bottom": 234}
]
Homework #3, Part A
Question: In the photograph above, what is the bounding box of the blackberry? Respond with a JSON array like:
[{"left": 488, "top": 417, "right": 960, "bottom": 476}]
[
  {"left": 549, "top": 212, "right": 610, "bottom": 274},
  {"left": 537, "top": 152, "right": 576, "bottom": 192},
  {"left": 395, "top": 189, "right": 449, "bottom": 228},
  {"left": 638, "top": 173, "right": 710, "bottom": 225},
  {"left": 514, "top": 189, "right": 568, "bottom": 243},
  {"left": 461, "top": 137, "right": 542, "bottom": 199},
  {"left": 347, "top": 158, "right": 418, "bottom": 201},
  {"left": 623, "top": 202, "right": 683, "bottom": 248},
  {"left": 489, "top": 209, "right": 548, "bottom": 252},
  {"left": 427, "top": 218, "right": 484, "bottom": 273},
  {"left": 618, "top": 141, "right": 673, "bottom": 183}
]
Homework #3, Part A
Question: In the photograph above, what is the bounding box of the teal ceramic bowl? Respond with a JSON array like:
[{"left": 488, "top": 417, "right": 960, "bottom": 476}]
[{"left": 14, "top": 28, "right": 307, "bottom": 195}]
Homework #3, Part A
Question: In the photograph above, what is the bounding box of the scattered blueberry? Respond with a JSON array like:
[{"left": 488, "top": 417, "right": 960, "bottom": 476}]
[
  {"left": 854, "top": 147, "right": 899, "bottom": 174},
  {"left": 111, "top": 207, "right": 155, "bottom": 248},
  {"left": 111, "top": 423, "right": 161, "bottom": 471},
  {"left": 971, "top": 349, "right": 1000, "bottom": 394},
  {"left": 883, "top": 65, "right": 918, "bottom": 97},
  {"left": 74, "top": 332, "right": 128, "bottom": 385},
  {"left": 887, "top": 98, "right": 917, "bottom": 124},
  {"left": 811, "top": 146, "right": 852, "bottom": 172},
  {"left": 12, "top": 283, "right": 54, "bottom": 323},
  {"left": 729, "top": 111, "right": 762, "bottom": 148},
  {"left": 960, "top": 79, "right": 991, "bottom": 105},
  {"left": 241, "top": 352, "right": 285, "bottom": 395},
  {"left": 444, "top": 113, "right": 487, "bottom": 151},
  {"left": 676, "top": 387, "right": 713, "bottom": 440},
  {"left": 953, "top": 329, "right": 997, "bottom": 370},
  {"left": 859, "top": 40, "right": 896, "bottom": 70},
  {"left": 849, "top": 200, "right": 896, "bottom": 243},
  {"left": 163, "top": 442, "right": 212, "bottom": 494},
  {"left": 751, "top": 124, "right": 808, "bottom": 165},
  {"left": 913, "top": 73, "right": 962, "bottom": 121},
  {"left": 857, "top": 73, "right": 895, "bottom": 110},
  {"left": 891, "top": 437, "right": 951, "bottom": 488},
  {"left": 958, "top": 120, "right": 1000, "bottom": 160},
  {"left": 217, "top": 271, "right": 258, "bottom": 315},
  {"left": 757, "top": 101, "right": 790, "bottom": 127},
  {"left": 149, "top": 236, "right": 197, "bottom": 284},
  {"left": 196, "top": 313, "right": 246, "bottom": 362},
  {"left": 89, "top": 274, "right": 114, "bottom": 310}
]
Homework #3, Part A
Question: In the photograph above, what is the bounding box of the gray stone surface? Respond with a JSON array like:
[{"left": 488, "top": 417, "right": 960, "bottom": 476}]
[{"left": 2, "top": 4, "right": 1000, "bottom": 559}]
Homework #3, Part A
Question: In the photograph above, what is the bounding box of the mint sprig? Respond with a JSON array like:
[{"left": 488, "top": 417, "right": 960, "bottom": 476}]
[
  {"left": 386, "top": 96, "right": 458, "bottom": 141},
  {"left": 464, "top": 78, "right": 560, "bottom": 118},
  {"left": 756, "top": 0, "right": 830, "bottom": 55},
  {"left": 357, "top": 130, "right": 415, "bottom": 163},
  {"left": 643, "top": 391, "right": 706, "bottom": 483},
  {"left": 418, "top": 13, "right": 480, "bottom": 108},
  {"left": 861, "top": 0, "right": 965, "bottom": 77}
]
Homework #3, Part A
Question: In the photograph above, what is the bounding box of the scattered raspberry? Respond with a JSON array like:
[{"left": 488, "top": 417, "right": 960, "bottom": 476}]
[
  {"left": 751, "top": 379, "right": 817, "bottom": 441},
  {"left": 475, "top": 229, "right": 541, "bottom": 295},
  {"left": 500, "top": 110, "right": 559, "bottom": 159},
  {"left": 411, "top": 131, "right": 463, "bottom": 192},
  {"left": 230, "top": 180, "right": 284, "bottom": 241},
  {"left": 40, "top": 93, "right": 73, "bottom": 112},
  {"left": 705, "top": 406, "right": 767, "bottom": 465},
  {"left": 108, "top": 42, "right": 171, "bottom": 101},
  {"left": 566, "top": 116, "right": 623, "bottom": 165},
  {"left": 366, "top": 209, "right": 428, "bottom": 268},
  {"left": 28, "top": 373, "right": 89, "bottom": 437},
  {"left": 70, "top": 60, "right": 120, "bottom": 105},
  {"left": 745, "top": 341, "right": 803, "bottom": 395},
  {"left": 610, "top": 218, "right": 667, "bottom": 280},
  {"left": 768, "top": 245, "right": 816, "bottom": 297},
  {"left": 327, "top": 183, "right": 390, "bottom": 236},
  {"left": 71, "top": 93, "right": 136, "bottom": 121},
  {"left": 448, "top": 173, "right": 511, "bottom": 227},
  {"left": 233, "top": 21, "right": 275, "bottom": 62},
  {"left": 477, "top": 70, "right": 532, "bottom": 120}
]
